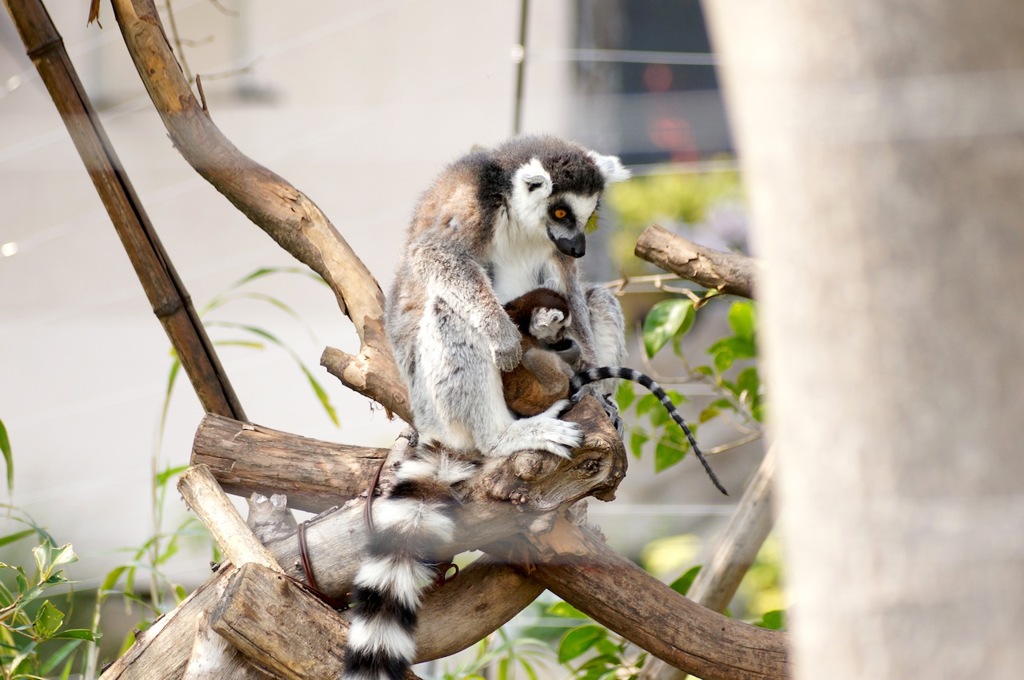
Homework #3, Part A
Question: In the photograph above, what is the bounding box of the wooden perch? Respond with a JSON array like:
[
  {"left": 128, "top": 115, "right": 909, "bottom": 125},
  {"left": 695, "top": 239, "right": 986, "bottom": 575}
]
[
  {"left": 505, "top": 519, "right": 789, "bottom": 680},
  {"left": 635, "top": 225, "right": 758, "bottom": 299},
  {"left": 641, "top": 449, "right": 778, "bottom": 680},
  {"left": 109, "top": 0, "right": 408, "bottom": 419},
  {"left": 211, "top": 558, "right": 543, "bottom": 677},
  {"left": 101, "top": 564, "right": 237, "bottom": 679},
  {"left": 192, "top": 415, "right": 390, "bottom": 512},
  {"left": 178, "top": 464, "right": 282, "bottom": 572},
  {"left": 214, "top": 397, "right": 625, "bottom": 597}
]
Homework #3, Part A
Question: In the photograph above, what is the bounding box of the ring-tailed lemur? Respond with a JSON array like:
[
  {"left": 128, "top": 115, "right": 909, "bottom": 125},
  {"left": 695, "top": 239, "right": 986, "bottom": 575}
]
[
  {"left": 343, "top": 137, "right": 629, "bottom": 680},
  {"left": 502, "top": 287, "right": 727, "bottom": 496}
]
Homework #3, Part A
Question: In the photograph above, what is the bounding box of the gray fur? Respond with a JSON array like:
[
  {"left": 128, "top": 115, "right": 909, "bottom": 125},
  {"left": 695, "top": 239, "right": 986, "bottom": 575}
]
[{"left": 385, "top": 136, "right": 629, "bottom": 458}]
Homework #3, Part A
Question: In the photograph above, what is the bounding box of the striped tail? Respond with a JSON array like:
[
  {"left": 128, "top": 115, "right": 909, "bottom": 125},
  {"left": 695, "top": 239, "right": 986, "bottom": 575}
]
[
  {"left": 343, "top": 447, "right": 478, "bottom": 680},
  {"left": 571, "top": 367, "right": 728, "bottom": 496}
]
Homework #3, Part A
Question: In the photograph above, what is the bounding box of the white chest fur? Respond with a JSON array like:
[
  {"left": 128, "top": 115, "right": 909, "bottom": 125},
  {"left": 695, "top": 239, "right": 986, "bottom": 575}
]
[{"left": 490, "top": 215, "right": 563, "bottom": 303}]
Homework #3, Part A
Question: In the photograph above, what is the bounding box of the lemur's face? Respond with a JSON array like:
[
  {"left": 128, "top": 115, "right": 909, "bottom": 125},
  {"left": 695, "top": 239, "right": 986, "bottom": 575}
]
[
  {"left": 543, "top": 193, "right": 599, "bottom": 258},
  {"left": 508, "top": 158, "right": 599, "bottom": 259}
]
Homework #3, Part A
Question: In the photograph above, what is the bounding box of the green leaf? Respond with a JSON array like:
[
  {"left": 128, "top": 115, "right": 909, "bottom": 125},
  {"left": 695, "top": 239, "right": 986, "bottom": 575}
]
[
  {"left": 669, "top": 565, "right": 702, "bottom": 596},
  {"left": 49, "top": 544, "right": 77, "bottom": 569},
  {"left": 0, "top": 529, "right": 37, "bottom": 549},
  {"left": 654, "top": 433, "right": 689, "bottom": 473},
  {"left": 712, "top": 344, "right": 735, "bottom": 373},
  {"left": 34, "top": 600, "right": 64, "bottom": 639},
  {"left": 155, "top": 465, "right": 189, "bottom": 489},
  {"left": 557, "top": 624, "right": 606, "bottom": 663},
  {"left": 727, "top": 301, "right": 756, "bottom": 342},
  {"left": 635, "top": 393, "right": 661, "bottom": 417},
  {"left": 643, "top": 299, "right": 694, "bottom": 358},
  {"left": 101, "top": 566, "right": 128, "bottom": 594},
  {"left": 755, "top": 609, "right": 787, "bottom": 630},
  {"left": 615, "top": 380, "right": 636, "bottom": 411},
  {"left": 547, "top": 601, "right": 587, "bottom": 619},
  {"left": 628, "top": 430, "right": 649, "bottom": 459},
  {"left": 57, "top": 627, "right": 98, "bottom": 642},
  {"left": 0, "top": 418, "right": 12, "bottom": 493},
  {"left": 299, "top": 364, "right": 339, "bottom": 427},
  {"left": 698, "top": 404, "right": 721, "bottom": 423},
  {"left": 40, "top": 638, "right": 84, "bottom": 674}
]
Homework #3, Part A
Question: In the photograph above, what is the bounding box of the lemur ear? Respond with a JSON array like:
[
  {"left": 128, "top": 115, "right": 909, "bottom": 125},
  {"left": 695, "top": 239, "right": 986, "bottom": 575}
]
[
  {"left": 587, "top": 151, "right": 631, "bottom": 184},
  {"left": 516, "top": 158, "right": 553, "bottom": 196}
]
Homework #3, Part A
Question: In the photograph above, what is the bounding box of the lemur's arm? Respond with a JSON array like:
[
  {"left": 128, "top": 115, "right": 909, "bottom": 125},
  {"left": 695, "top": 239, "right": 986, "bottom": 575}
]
[{"left": 408, "top": 237, "right": 523, "bottom": 370}]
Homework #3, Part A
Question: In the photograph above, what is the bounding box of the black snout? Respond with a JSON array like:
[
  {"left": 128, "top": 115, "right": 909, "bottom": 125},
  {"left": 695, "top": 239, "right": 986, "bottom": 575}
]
[{"left": 554, "top": 232, "right": 586, "bottom": 258}]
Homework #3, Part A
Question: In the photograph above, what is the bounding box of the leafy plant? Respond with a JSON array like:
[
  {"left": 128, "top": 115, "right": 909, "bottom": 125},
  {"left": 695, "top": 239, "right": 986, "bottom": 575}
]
[
  {"left": 438, "top": 626, "right": 555, "bottom": 680},
  {"left": 619, "top": 296, "right": 764, "bottom": 474},
  {"left": 545, "top": 601, "right": 646, "bottom": 680},
  {"left": 0, "top": 419, "right": 12, "bottom": 497},
  {"left": 0, "top": 518, "right": 98, "bottom": 680},
  {"left": 82, "top": 265, "right": 338, "bottom": 675}
]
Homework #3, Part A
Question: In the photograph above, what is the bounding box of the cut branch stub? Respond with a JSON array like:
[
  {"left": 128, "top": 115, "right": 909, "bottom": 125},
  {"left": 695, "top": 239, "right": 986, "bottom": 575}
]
[
  {"left": 635, "top": 224, "right": 758, "bottom": 299},
  {"left": 192, "top": 414, "right": 389, "bottom": 513}
]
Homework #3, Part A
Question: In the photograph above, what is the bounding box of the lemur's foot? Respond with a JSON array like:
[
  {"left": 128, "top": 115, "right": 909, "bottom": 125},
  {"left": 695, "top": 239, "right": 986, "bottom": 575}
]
[{"left": 488, "top": 401, "right": 583, "bottom": 459}]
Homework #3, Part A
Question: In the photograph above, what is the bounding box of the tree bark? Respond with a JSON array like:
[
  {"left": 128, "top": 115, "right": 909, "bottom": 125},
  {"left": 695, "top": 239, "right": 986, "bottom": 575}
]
[
  {"left": 500, "top": 519, "right": 789, "bottom": 680},
  {"left": 706, "top": 1, "right": 1024, "bottom": 677},
  {"left": 635, "top": 225, "right": 757, "bottom": 299}
]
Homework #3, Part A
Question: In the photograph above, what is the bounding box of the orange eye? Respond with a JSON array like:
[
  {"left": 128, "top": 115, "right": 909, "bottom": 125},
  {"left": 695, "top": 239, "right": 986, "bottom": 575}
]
[{"left": 554, "top": 208, "right": 568, "bottom": 220}]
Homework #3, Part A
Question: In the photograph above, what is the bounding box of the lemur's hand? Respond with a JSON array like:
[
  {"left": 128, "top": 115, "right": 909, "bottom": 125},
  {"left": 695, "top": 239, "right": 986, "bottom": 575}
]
[{"left": 492, "top": 316, "right": 524, "bottom": 372}]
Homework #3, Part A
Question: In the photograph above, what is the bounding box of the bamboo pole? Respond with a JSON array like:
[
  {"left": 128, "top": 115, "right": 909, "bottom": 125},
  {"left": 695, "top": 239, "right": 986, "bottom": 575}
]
[{"left": 3, "top": 0, "right": 245, "bottom": 421}]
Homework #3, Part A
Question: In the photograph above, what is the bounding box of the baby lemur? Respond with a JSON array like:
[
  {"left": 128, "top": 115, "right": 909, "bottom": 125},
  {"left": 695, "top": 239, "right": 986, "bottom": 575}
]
[{"left": 502, "top": 287, "right": 727, "bottom": 496}]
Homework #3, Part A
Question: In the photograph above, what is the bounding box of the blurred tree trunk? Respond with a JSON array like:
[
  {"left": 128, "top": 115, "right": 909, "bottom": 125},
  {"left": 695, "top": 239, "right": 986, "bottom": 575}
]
[{"left": 705, "top": 1, "right": 1024, "bottom": 677}]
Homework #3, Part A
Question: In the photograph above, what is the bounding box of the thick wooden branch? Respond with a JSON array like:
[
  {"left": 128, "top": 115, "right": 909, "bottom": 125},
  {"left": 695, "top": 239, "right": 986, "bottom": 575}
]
[
  {"left": 212, "top": 558, "right": 542, "bottom": 677},
  {"left": 4, "top": 0, "right": 244, "bottom": 421},
  {"left": 109, "top": 0, "right": 408, "bottom": 418},
  {"left": 635, "top": 225, "right": 758, "bottom": 299},
  {"left": 503, "top": 520, "right": 789, "bottom": 680},
  {"left": 182, "top": 614, "right": 270, "bottom": 680},
  {"left": 100, "top": 564, "right": 237, "bottom": 679},
  {"left": 210, "top": 563, "right": 420, "bottom": 680},
  {"left": 192, "top": 414, "right": 389, "bottom": 512},
  {"left": 252, "top": 397, "right": 624, "bottom": 597}
]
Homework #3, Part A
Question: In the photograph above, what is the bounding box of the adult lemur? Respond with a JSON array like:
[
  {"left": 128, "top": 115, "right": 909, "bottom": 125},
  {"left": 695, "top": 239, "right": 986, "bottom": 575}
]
[
  {"left": 502, "top": 287, "right": 727, "bottom": 496},
  {"left": 343, "top": 136, "right": 628, "bottom": 680}
]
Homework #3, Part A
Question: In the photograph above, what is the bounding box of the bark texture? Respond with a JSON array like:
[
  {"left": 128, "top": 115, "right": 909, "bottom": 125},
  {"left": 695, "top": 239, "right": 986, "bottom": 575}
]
[
  {"left": 635, "top": 225, "right": 758, "bottom": 299},
  {"left": 706, "top": 1, "right": 1024, "bottom": 677}
]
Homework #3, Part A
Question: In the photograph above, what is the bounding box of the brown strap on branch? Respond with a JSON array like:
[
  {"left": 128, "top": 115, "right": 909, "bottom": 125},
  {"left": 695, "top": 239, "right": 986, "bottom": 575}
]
[{"left": 296, "top": 520, "right": 349, "bottom": 610}]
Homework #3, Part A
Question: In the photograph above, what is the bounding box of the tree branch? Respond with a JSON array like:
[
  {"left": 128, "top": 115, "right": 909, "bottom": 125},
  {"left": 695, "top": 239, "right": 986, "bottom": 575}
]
[
  {"left": 635, "top": 225, "right": 758, "bottom": 299},
  {"left": 640, "top": 448, "right": 778, "bottom": 680},
  {"left": 500, "top": 519, "right": 789, "bottom": 680},
  {"left": 109, "top": 0, "right": 408, "bottom": 418}
]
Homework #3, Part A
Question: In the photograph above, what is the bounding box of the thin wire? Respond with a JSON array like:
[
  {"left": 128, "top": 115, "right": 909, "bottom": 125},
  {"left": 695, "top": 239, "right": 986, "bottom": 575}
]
[{"left": 533, "top": 47, "right": 717, "bottom": 66}]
